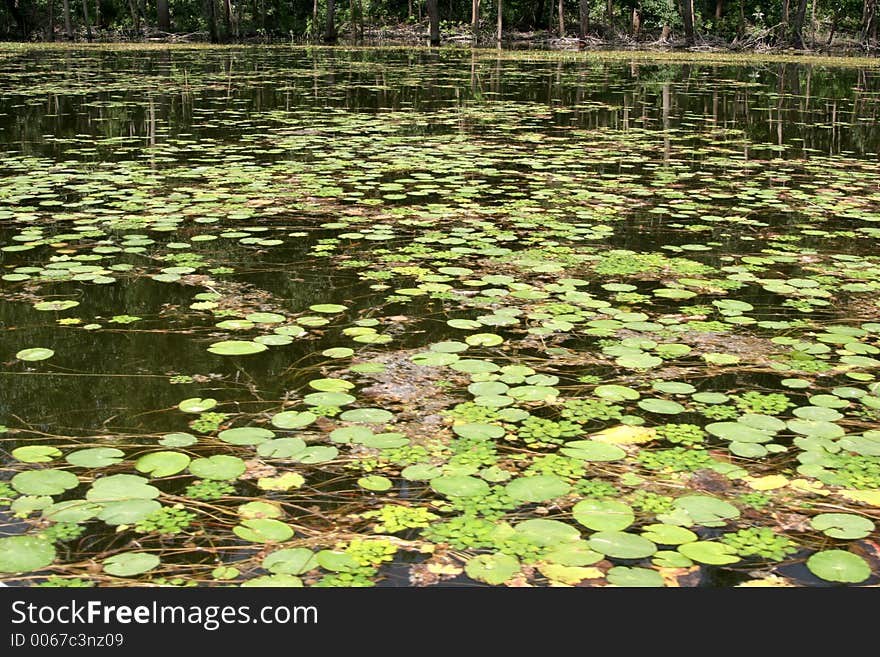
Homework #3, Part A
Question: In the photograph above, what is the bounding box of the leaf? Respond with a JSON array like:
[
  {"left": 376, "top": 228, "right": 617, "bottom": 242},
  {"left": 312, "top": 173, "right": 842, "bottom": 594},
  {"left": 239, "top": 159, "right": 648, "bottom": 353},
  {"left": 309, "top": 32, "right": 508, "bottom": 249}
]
[
  {"left": 588, "top": 531, "right": 657, "bottom": 559},
  {"left": 257, "top": 438, "right": 307, "bottom": 459},
  {"left": 538, "top": 563, "right": 603, "bottom": 585},
  {"left": 189, "top": 455, "right": 246, "bottom": 480},
  {"left": 86, "top": 474, "right": 159, "bottom": 501},
  {"left": 233, "top": 518, "right": 294, "bottom": 543},
  {"left": 316, "top": 551, "right": 359, "bottom": 572},
  {"left": 207, "top": 340, "right": 268, "bottom": 356},
  {"left": 178, "top": 397, "right": 217, "bottom": 413},
  {"left": 358, "top": 475, "right": 393, "bottom": 491},
  {"left": 452, "top": 423, "right": 505, "bottom": 440},
  {"left": 102, "top": 552, "right": 160, "bottom": 577},
  {"left": 98, "top": 499, "right": 162, "bottom": 525},
  {"left": 16, "top": 348, "right": 54, "bottom": 362},
  {"left": 678, "top": 541, "right": 740, "bottom": 565},
  {"left": 810, "top": 513, "right": 874, "bottom": 540},
  {"left": 263, "top": 548, "right": 318, "bottom": 575},
  {"left": 135, "top": 451, "right": 191, "bottom": 477},
  {"left": 0, "top": 535, "right": 56, "bottom": 573},
  {"left": 560, "top": 440, "right": 626, "bottom": 461},
  {"left": 607, "top": 566, "right": 665, "bottom": 587},
  {"left": 515, "top": 519, "right": 581, "bottom": 546},
  {"left": 218, "top": 427, "right": 275, "bottom": 445},
  {"left": 431, "top": 475, "right": 490, "bottom": 498},
  {"left": 572, "top": 499, "right": 635, "bottom": 531},
  {"left": 465, "top": 553, "right": 521, "bottom": 585},
  {"left": 270, "top": 411, "right": 317, "bottom": 429},
  {"left": 66, "top": 447, "right": 125, "bottom": 467},
  {"left": 670, "top": 495, "right": 740, "bottom": 527},
  {"left": 505, "top": 475, "right": 571, "bottom": 503},
  {"left": 12, "top": 445, "right": 62, "bottom": 463},
  {"left": 339, "top": 408, "right": 394, "bottom": 424},
  {"left": 12, "top": 469, "right": 79, "bottom": 496},
  {"left": 258, "top": 472, "right": 305, "bottom": 491},
  {"left": 543, "top": 541, "right": 604, "bottom": 566},
  {"left": 806, "top": 550, "right": 871, "bottom": 583},
  {"left": 590, "top": 425, "right": 656, "bottom": 445},
  {"left": 640, "top": 524, "right": 698, "bottom": 545}
]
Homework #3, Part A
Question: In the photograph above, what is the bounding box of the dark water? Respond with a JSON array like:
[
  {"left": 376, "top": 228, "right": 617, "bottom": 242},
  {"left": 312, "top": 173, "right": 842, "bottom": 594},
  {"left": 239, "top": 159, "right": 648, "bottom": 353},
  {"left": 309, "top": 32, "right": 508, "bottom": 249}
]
[{"left": 1, "top": 46, "right": 879, "bottom": 588}]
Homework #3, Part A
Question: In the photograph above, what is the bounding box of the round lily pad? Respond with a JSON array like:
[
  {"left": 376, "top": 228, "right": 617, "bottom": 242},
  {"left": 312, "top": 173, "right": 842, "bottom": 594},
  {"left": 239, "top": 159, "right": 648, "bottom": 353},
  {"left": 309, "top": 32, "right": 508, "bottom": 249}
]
[
  {"left": 189, "top": 455, "right": 246, "bottom": 480},
  {"left": 0, "top": 535, "right": 56, "bottom": 573},
  {"left": 588, "top": 531, "right": 657, "bottom": 559},
  {"left": 810, "top": 513, "right": 874, "bottom": 540},
  {"left": 431, "top": 475, "right": 490, "bottom": 498},
  {"left": 806, "top": 550, "right": 871, "bottom": 583},
  {"left": 505, "top": 475, "right": 571, "bottom": 503},
  {"left": 207, "top": 340, "right": 268, "bottom": 356},
  {"left": 135, "top": 451, "right": 191, "bottom": 477},
  {"left": 102, "top": 552, "right": 160, "bottom": 577},
  {"left": 16, "top": 347, "right": 54, "bottom": 362},
  {"left": 573, "top": 499, "right": 635, "bottom": 531}
]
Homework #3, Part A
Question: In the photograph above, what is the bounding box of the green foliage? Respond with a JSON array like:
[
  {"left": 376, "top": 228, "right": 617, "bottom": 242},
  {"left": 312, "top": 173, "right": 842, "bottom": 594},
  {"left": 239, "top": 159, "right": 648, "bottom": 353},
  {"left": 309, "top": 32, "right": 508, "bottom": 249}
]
[
  {"left": 42, "top": 522, "right": 86, "bottom": 542},
  {"left": 135, "top": 506, "right": 197, "bottom": 535},
  {"left": 655, "top": 423, "right": 706, "bottom": 446},
  {"left": 720, "top": 527, "right": 799, "bottom": 561},
  {"left": 185, "top": 480, "right": 235, "bottom": 500},
  {"left": 361, "top": 504, "right": 439, "bottom": 533},
  {"left": 637, "top": 447, "right": 716, "bottom": 472},
  {"left": 189, "top": 411, "right": 229, "bottom": 434},
  {"left": 575, "top": 479, "right": 621, "bottom": 498},
  {"left": 516, "top": 417, "right": 582, "bottom": 447},
  {"left": 733, "top": 391, "right": 793, "bottom": 415},
  {"left": 629, "top": 490, "right": 675, "bottom": 514},
  {"left": 560, "top": 398, "right": 623, "bottom": 424}
]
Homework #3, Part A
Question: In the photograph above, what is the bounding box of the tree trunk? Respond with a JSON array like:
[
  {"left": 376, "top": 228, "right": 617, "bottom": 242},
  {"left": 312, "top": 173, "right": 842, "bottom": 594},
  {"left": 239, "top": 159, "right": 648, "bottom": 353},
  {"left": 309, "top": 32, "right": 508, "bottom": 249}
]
[
  {"left": 680, "top": 0, "right": 695, "bottom": 45},
  {"left": 579, "top": 0, "right": 588, "bottom": 38},
  {"left": 223, "top": 0, "right": 232, "bottom": 38},
  {"left": 206, "top": 0, "right": 219, "bottom": 42},
  {"left": 62, "top": 0, "right": 73, "bottom": 39},
  {"left": 790, "top": 0, "right": 808, "bottom": 47},
  {"left": 312, "top": 0, "right": 318, "bottom": 35},
  {"left": 715, "top": 0, "right": 722, "bottom": 19},
  {"left": 472, "top": 0, "right": 479, "bottom": 41},
  {"left": 862, "top": 0, "right": 878, "bottom": 43},
  {"left": 632, "top": 7, "right": 640, "bottom": 36},
  {"left": 47, "top": 0, "right": 55, "bottom": 40},
  {"left": 325, "top": 0, "right": 336, "bottom": 42},
  {"left": 157, "top": 0, "right": 170, "bottom": 30},
  {"left": 82, "top": 0, "right": 92, "bottom": 41},
  {"left": 557, "top": 0, "right": 564, "bottom": 35},
  {"left": 497, "top": 0, "right": 502, "bottom": 43},
  {"left": 427, "top": 0, "right": 440, "bottom": 45},
  {"left": 128, "top": 0, "right": 140, "bottom": 33},
  {"left": 605, "top": 0, "right": 612, "bottom": 30}
]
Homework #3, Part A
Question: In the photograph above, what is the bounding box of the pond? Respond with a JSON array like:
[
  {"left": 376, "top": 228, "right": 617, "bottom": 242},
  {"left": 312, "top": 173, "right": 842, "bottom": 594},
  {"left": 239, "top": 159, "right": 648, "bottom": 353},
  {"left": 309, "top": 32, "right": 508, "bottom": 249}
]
[{"left": 0, "top": 45, "right": 879, "bottom": 588}]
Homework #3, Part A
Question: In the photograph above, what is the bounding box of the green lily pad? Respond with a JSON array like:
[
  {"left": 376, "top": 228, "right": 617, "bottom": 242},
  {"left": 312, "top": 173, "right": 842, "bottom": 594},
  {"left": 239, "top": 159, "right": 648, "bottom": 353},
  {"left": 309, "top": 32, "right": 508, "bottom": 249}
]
[
  {"left": 0, "top": 535, "right": 56, "bottom": 573},
  {"left": 207, "top": 340, "right": 268, "bottom": 356},
  {"left": 189, "top": 455, "right": 246, "bottom": 480},
  {"left": 102, "top": 552, "right": 160, "bottom": 577},
  {"left": 135, "top": 451, "right": 191, "bottom": 477},
  {"left": 12, "top": 445, "right": 62, "bottom": 463},
  {"left": 270, "top": 411, "right": 317, "bottom": 429},
  {"left": 607, "top": 566, "right": 665, "bottom": 587},
  {"left": 233, "top": 518, "right": 294, "bottom": 543},
  {"left": 431, "top": 475, "right": 490, "bottom": 498},
  {"left": 806, "top": 550, "right": 871, "bottom": 583},
  {"left": 12, "top": 469, "right": 79, "bottom": 496},
  {"left": 339, "top": 408, "right": 394, "bottom": 424},
  {"left": 263, "top": 548, "right": 318, "bottom": 575},
  {"left": 573, "top": 499, "right": 635, "bottom": 531},
  {"left": 218, "top": 427, "right": 275, "bottom": 445},
  {"left": 810, "top": 513, "right": 874, "bottom": 540},
  {"left": 678, "top": 541, "right": 740, "bottom": 565},
  {"left": 358, "top": 475, "right": 393, "bottom": 491},
  {"left": 257, "top": 438, "right": 307, "bottom": 459},
  {"left": 588, "top": 531, "right": 657, "bottom": 559},
  {"left": 505, "top": 475, "right": 571, "bottom": 503},
  {"left": 16, "top": 348, "right": 54, "bottom": 362},
  {"left": 465, "top": 553, "right": 520, "bottom": 585}
]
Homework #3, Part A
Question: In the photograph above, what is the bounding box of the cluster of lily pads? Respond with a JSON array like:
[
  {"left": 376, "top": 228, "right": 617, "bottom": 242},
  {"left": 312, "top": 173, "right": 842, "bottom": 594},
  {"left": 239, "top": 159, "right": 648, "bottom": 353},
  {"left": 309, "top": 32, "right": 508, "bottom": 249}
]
[{"left": 1, "top": 46, "right": 879, "bottom": 587}]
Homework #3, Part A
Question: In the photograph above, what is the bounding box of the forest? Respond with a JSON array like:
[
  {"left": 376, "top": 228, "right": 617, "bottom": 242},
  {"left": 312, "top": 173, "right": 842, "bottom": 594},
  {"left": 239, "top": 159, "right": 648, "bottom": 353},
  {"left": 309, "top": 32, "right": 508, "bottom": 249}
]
[{"left": 0, "top": 0, "right": 877, "bottom": 49}]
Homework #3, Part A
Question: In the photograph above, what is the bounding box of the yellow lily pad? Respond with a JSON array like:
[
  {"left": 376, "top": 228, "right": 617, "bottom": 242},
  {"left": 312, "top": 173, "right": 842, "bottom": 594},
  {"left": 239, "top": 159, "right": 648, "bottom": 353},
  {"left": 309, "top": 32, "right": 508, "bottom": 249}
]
[{"left": 590, "top": 425, "right": 657, "bottom": 445}]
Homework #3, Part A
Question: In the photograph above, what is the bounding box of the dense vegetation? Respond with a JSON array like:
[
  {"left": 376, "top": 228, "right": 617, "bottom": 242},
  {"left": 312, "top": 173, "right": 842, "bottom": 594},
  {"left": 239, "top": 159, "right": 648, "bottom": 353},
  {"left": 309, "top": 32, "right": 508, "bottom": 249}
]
[{"left": 0, "top": 0, "right": 878, "bottom": 48}]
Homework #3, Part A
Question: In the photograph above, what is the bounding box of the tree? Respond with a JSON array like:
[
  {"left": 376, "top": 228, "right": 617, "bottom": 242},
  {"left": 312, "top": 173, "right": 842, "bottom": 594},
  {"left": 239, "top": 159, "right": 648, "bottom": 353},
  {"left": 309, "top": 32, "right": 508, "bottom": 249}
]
[
  {"left": 427, "top": 0, "right": 440, "bottom": 45},
  {"left": 680, "top": 0, "right": 695, "bottom": 45},
  {"left": 62, "top": 0, "right": 73, "bottom": 39},
  {"left": 790, "top": 0, "right": 809, "bottom": 46},
  {"left": 497, "top": 0, "right": 502, "bottom": 42},
  {"left": 205, "top": 0, "right": 219, "bottom": 42},
  {"left": 863, "top": 0, "right": 878, "bottom": 42},
  {"left": 82, "top": 0, "right": 93, "bottom": 41},
  {"left": 557, "top": 0, "right": 564, "bottom": 35},
  {"left": 47, "top": 0, "right": 55, "bottom": 40},
  {"left": 325, "top": 0, "right": 336, "bottom": 42},
  {"left": 472, "top": 0, "right": 480, "bottom": 41},
  {"left": 157, "top": 0, "right": 170, "bottom": 31},
  {"left": 579, "top": 0, "right": 589, "bottom": 39}
]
